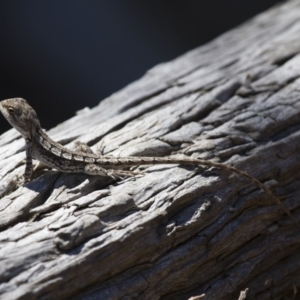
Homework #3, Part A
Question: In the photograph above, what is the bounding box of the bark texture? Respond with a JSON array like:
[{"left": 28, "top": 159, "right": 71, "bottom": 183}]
[{"left": 1, "top": 1, "right": 300, "bottom": 299}]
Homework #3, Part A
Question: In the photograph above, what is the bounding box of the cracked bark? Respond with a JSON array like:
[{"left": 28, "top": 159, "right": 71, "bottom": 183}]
[{"left": 1, "top": 1, "right": 300, "bottom": 299}]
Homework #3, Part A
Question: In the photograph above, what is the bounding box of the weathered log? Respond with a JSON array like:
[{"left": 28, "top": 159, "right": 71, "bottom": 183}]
[{"left": 1, "top": 1, "right": 300, "bottom": 299}]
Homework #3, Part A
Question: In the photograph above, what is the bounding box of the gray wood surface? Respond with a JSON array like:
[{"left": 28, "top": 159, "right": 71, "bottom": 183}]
[{"left": 1, "top": 1, "right": 300, "bottom": 299}]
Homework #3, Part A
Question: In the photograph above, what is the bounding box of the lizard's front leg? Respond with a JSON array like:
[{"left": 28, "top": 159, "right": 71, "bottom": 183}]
[{"left": 24, "top": 140, "right": 33, "bottom": 184}]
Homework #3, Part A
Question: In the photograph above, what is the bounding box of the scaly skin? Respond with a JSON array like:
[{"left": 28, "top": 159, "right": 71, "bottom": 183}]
[{"left": 0, "top": 98, "right": 297, "bottom": 225}]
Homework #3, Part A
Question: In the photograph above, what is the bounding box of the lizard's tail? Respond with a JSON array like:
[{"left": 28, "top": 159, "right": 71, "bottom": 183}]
[{"left": 100, "top": 156, "right": 298, "bottom": 225}]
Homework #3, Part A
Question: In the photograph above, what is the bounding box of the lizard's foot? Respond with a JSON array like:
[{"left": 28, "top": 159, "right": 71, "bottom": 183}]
[
  {"left": 22, "top": 175, "right": 31, "bottom": 186},
  {"left": 12, "top": 174, "right": 25, "bottom": 188}
]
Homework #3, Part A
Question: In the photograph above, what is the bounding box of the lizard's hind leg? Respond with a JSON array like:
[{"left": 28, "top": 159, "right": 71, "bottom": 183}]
[
  {"left": 74, "top": 141, "right": 94, "bottom": 154},
  {"left": 84, "top": 164, "right": 144, "bottom": 180},
  {"left": 76, "top": 141, "right": 144, "bottom": 180}
]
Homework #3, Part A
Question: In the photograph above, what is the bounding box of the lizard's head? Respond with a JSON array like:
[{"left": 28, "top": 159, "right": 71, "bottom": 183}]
[{"left": 0, "top": 98, "right": 41, "bottom": 140}]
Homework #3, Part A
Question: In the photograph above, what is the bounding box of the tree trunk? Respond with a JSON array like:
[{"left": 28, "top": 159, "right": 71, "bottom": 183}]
[{"left": 1, "top": 1, "right": 300, "bottom": 299}]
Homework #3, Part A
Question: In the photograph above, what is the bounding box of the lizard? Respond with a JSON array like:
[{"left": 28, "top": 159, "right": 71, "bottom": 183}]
[{"left": 0, "top": 98, "right": 297, "bottom": 225}]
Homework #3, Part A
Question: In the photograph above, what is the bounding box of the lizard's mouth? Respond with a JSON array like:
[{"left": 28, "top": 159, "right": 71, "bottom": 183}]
[
  {"left": 0, "top": 100, "right": 24, "bottom": 137},
  {"left": 0, "top": 102, "right": 4, "bottom": 114},
  {"left": 0, "top": 102, "right": 10, "bottom": 124}
]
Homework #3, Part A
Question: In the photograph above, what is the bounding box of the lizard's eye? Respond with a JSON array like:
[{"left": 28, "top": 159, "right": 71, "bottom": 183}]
[{"left": 7, "top": 106, "right": 22, "bottom": 116}]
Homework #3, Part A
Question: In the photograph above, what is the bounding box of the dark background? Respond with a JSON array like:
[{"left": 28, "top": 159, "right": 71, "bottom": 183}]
[{"left": 0, "top": 1, "right": 281, "bottom": 133}]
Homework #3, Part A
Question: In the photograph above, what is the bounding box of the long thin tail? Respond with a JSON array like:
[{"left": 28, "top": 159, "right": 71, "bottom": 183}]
[{"left": 98, "top": 156, "right": 298, "bottom": 226}]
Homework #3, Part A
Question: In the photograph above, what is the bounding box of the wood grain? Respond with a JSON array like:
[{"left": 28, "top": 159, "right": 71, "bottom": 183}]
[{"left": 1, "top": 1, "right": 300, "bottom": 299}]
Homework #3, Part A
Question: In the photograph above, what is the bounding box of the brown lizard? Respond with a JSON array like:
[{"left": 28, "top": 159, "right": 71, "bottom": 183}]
[{"left": 0, "top": 98, "right": 297, "bottom": 225}]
